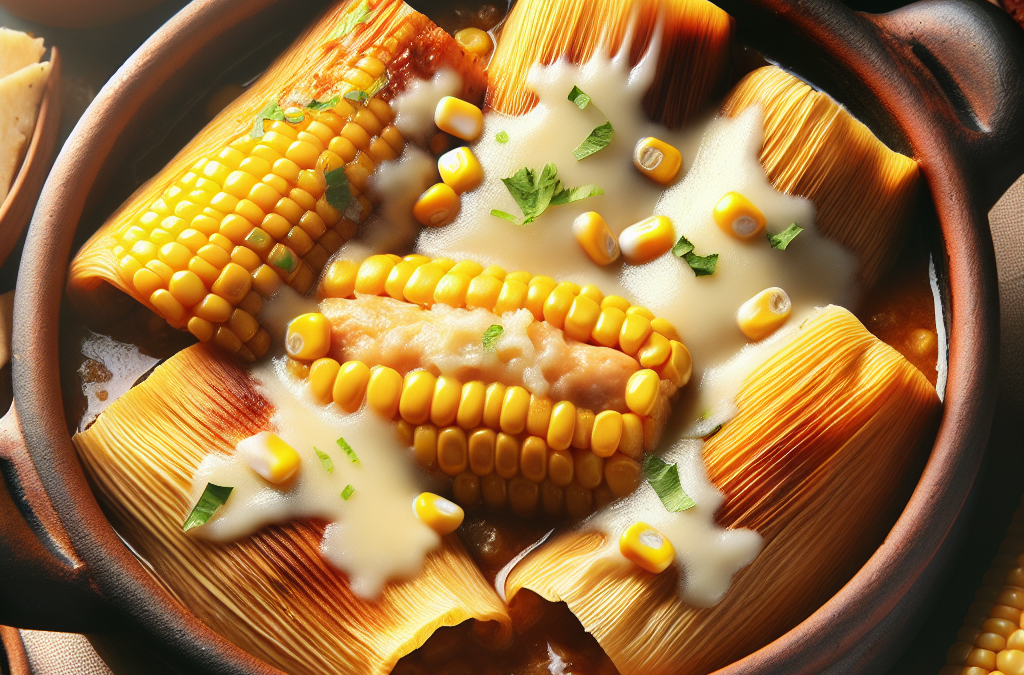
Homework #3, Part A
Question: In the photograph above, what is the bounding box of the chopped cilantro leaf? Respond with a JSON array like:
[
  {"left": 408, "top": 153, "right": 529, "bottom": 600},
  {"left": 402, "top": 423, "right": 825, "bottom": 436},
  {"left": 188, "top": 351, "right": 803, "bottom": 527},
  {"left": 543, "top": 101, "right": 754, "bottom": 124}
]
[
  {"left": 495, "top": 131, "right": 509, "bottom": 143},
  {"left": 314, "top": 447, "right": 334, "bottom": 473},
  {"left": 344, "top": 89, "right": 369, "bottom": 105},
  {"left": 495, "top": 163, "right": 603, "bottom": 225},
  {"left": 250, "top": 100, "right": 286, "bottom": 139},
  {"left": 341, "top": 484, "right": 355, "bottom": 500},
  {"left": 183, "top": 483, "right": 233, "bottom": 531},
  {"left": 567, "top": 85, "right": 592, "bottom": 110},
  {"left": 306, "top": 96, "right": 340, "bottom": 112},
  {"left": 573, "top": 120, "right": 614, "bottom": 160},
  {"left": 482, "top": 325, "right": 504, "bottom": 351},
  {"left": 767, "top": 223, "right": 804, "bottom": 250},
  {"left": 337, "top": 436, "right": 360, "bottom": 464},
  {"left": 672, "top": 234, "right": 719, "bottom": 276},
  {"left": 643, "top": 455, "right": 696, "bottom": 512},
  {"left": 325, "top": 167, "right": 352, "bottom": 211},
  {"left": 490, "top": 209, "right": 519, "bottom": 223}
]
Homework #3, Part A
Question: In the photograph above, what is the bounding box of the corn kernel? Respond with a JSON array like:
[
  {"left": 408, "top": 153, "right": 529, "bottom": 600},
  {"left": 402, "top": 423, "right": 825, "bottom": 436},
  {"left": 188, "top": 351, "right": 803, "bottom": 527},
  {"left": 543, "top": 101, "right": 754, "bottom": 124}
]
[
  {"left": 638, "top": 331, "right": 672, "bottom": 368},
  {"left": 434, "top": 96, "right": 483, "bottom": 141},
  {"left": 633, "top": 137, "right": 683, "bottom": 184},
  {"left": 619, "top": 413, "right": 644, "bottom": 459},
  {"left": 543, "top": 284, "right": 575, "bottom": 329},
  {"left": 437, "top": 426, "right": 469, "bottom": 476},
  {"left": 591, "top": 410, "right": 624, "bottom": 458},
  {"left": 495, "top": 433, "right": 519, "bottom": 479},
  {"left": 564, "top": 294, "right": 601, "bottom": 343},
  {"left": 737, "top": 287, "right": 791, "bottom": 341},
  {"left": 404, "top": 262, "right": 448, "bottom": 306},
  {"left": 466, "top": 273, "right": 503, "bottom": 311},
  {"left": 998, "top": 649, "right": 1024, "bottom": 675},
  {"left": 618, "top": 215, "right": 674, "bottom": 265},
  {"left": 619, "top": 313, "right": 653, "bottom": 356},
  {"left": 285, "top": 312, "right": 332, "bottom": 361},
  {"left": 572, "top": 211, "right": 622, "bottom": 265},
  {"left": 150, "top": 289, "right": 186, "bottom": 323},
  {"left": 482, "top": 382, "right": 506, "bottom": 429},
  {"left": 625, "top": 369, "right": 661, "bottom": 416},
  {"left": 211, "top": 262, "right": 252, "bottom": 303},
  {"left": 592, "top": 307, "right": 627, "bottom": 348},
  {"left": 520, "top": 436, "right": 548, "bottom": 482},
  {"left": 413, "top": 492, "right": 464, "bottom": 535},
  {"left": 657, "top": 340, "right": 693, "bottom": 388},
  {"left": 168, "top": 270, "right": 206, "bottom": 307},
  {"left": 333, "top": 360, "right": 371, "bottom": 412},
  {"left": 605, "top": 453, "right": 642, "bottom": 497},
  {"left": 650, "top": 316, "right": 681, "bottom": 342},
  {"left": 454, "top": 27, "right": 493, "bottom": 58},
  {"left": 240, "top": 432, "right": 301, "bottom": 485},
  {"left": 493, "top": 279, "right": 528, "bottom": 316},
  {"left": 547, "top": 400, "right": 576, "bottom": 451},
  {"left": 525, "top": 276, "right": 556, "bottom": 319},
  {"left": 438, "top": 146, "right": 484, "bottom": 194},
  {"left": 187, "top": 316, "right": 215, "bottom": 342},
  {"left": 413, "top": 424, "right": 438, "bottom": 469},
  {"left": 384, "top": 259, "right": 426, "bottom": 300},
  {"left": 434, "top": 271, "right": 472, "bottom": 308},
  {"left": 468, "top": 428, "right": 496, "bottom": 476},
  {"left": 619, "top": 521, "right": 675, "bottom": 573},
  {"left": 366, "top": 366, "right": 403, "bottom": 418},
  {"left": 400, "top": 370, "right": 437, "bottom": 425},
  {"left": 413, "top": 183, "right": 460, "bottom": 227},
  {"left": 457, "top": 380, "right": 486, "bottom": 429},
  {"left": 500, "top": 386, "right": 531, "bottom": 435},
  {"left": 133, "top": 268, "right": 164, "bottom": 297},
  {"left": 309, "top": 358, "right": 341, "bottom": 404},
  {"left": 714, "top": 192, "right": 766, "bottom": 240},
  {"left": 355, "top": 255, "right": 397, "bottom": 295},
  {"left": 321, "top": 259, "right": 358, "bottom": 298},
  {"left": 431, "top": 376, "right": 462, "bottom": 427},
  {"left": 193, "top": 293, "right": 232, "bottom": 323}
]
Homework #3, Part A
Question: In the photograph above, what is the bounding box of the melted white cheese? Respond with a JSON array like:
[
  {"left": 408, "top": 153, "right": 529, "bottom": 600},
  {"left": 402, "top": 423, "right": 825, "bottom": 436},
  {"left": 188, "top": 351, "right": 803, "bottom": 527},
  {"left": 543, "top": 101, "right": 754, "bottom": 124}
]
[{"left": 191, "top": 356, "right": 440, "bottom": 599}]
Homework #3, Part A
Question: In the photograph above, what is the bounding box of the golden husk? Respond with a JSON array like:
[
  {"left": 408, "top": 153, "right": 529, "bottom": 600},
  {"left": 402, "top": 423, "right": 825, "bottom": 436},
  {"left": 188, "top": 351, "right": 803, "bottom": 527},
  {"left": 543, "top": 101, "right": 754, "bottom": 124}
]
[
  {"left": 722, "top": 66, "right": 920, "bottom": 287},
  {"left": 73, "top": 345, "right": 510, "bottom": 675},
  {"left": 506, "top": 306, "right": 940, "bottom": 675},
  {"left": 66, "top": 0, "right": 486, "bottom": 325},
  {"left": 486, "top": 0, "right": 733, "bottom": 127}
]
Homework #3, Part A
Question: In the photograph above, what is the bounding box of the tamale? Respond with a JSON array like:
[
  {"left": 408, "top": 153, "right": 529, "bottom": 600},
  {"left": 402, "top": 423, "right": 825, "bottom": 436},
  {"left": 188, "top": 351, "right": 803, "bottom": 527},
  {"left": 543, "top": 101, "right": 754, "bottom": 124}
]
[
  {"left": 722, "top": 66, "right": 920, "bottom": 287},
  {"left": 67, "top": 0, "right": 487, "bottom": 361},
  {"left": 73, "top": 345, "right": 511, "bottom": 675},
  {"left": 486, "top": 0, "right": 733, "bottom": 127},
  {"left": 505, "top": 306, "right": 940, "bottom": 675}
]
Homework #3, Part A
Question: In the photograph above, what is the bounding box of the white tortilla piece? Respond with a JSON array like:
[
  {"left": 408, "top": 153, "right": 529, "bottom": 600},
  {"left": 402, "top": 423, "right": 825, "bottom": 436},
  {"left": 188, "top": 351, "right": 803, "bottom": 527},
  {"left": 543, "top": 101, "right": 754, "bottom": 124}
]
[
  {"left": 0, "top": 29, "right": 44, "bottom": 79},
  {"left": 0, "top": 60, "right": 50, "bottom": 204}
]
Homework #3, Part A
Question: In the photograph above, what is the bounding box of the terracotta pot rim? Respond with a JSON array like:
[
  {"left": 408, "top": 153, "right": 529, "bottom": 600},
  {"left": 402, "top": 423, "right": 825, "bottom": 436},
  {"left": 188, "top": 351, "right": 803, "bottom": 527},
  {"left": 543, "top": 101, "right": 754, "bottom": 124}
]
[{"left": 10, "top": 0, "right": 1016, "bottom": 672}]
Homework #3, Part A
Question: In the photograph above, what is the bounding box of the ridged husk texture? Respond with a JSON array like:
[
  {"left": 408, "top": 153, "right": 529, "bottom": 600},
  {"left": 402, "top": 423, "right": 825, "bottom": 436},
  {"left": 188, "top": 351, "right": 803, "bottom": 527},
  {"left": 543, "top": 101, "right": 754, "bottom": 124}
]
[
  {"left": 73, "top": 345, "right": 511, "bottom": 675},
  {"left": 67, "top": 0, "right": 486, "bottom": 326},
  {"left": 722, "top": 66, "right": 920, "bottom": 288},
  {"left": 486, "top": 0, "right": 733, "bottom": 127},
  {"left": 506, "top": 306, "right": 940, "bottom": 675}
]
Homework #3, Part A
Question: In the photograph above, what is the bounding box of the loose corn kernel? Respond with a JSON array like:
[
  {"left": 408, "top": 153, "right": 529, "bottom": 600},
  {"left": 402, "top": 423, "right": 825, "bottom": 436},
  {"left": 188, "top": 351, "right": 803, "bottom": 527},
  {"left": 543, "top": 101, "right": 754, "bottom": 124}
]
[
  {"left": 714, "top": 192, "right": 766, "bottom": 240},
  {"left": 619, "top": 522, "right": 675, "bottom": 574},
  {"left": 438, "top": 146, "right": 484, "bottom": 194},
  {"left": 547, "top": 401, "right": 576, "bottom": 451},
  {"left": 591, "top": 410, "right": 624, "bottom": 458},
  {"left": 592, "top": 307, "right": 627, "bottom": 348},
  {"left": 321, "top": 259, "right": 358, "bottom": 298},
  {"left": 355, "top": 255, "right": 397, "bottom": 295},
  {"left": 413, "top": 183, "right": 460, "bottom": 227},
  {"left": 454, "top": 27, "right": 493, "bottom": 58},
  {"left": 457, "top": 380, "right": 486, "bottom": 429},
  {"left": 737, "top": 287, "right": 791, "bottom": 341},
  {"left": 400, "top": 370, "right": 437, "bottom": 426},
  {"left": 404, "top": 261, "right": 448, "bottom": 306},
  {"left": 618, "top": 215, "right": 674, "bottom": 265},
  {"left": 434, "top": 96, "right": 484, "bottom": 141},
  {"left": 619, "top": 313, "right": 653, "bottom": 356},
  {"left": 309, "top": 358, "right": 341, "bottom": 404},
  {"left": 241, "top": 432, "right": 301, "bottom": 485},
  {"left": 413, "top": 492, "right": 464, "bottom": 535},
  {"left": 437, "top": 426, "right": 469, "bottom": 476},
  {"left": 366, "top": 366, "right": 403, "bottom": 418},
  {"left": 633, "top": 137, "right": 683, "bottom": 184},
  {"left": 625, "top": 369, "right": 661, "bottom": 417},
  {"left": 499, "top": 386, "right": 531, "bottom": 435},
  {"left": 564, "top": 294, "right": 601, "bottom": 343},
  {"left": 431, "top": 376, "right": 462, "bottom": 428},
  {"left": 285, "top": 312, "right": 331, "bottom": 361}
]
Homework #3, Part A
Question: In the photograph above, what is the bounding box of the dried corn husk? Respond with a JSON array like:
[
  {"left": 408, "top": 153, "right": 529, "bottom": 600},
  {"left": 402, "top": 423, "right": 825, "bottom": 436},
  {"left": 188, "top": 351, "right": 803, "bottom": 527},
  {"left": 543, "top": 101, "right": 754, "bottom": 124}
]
[
  {"left": 67, "top": 0, "right": 487, "bottom": 355},
  {"left": 74, "top": 345, "right": 510, "bottom": 675},
  {"left": 487, "top": 0, "right": 733, "bottom": 127},
  {"left": 506, "top": 306, "right": 940, "bottom": 675},
  {"left": 722, "top": 66, "right": 920, "bottom": 287}
]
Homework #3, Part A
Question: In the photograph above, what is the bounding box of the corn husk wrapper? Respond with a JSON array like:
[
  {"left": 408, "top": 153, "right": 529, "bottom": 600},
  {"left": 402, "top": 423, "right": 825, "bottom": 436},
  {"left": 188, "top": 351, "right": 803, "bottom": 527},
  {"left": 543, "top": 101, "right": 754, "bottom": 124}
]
[
  {"left": 486, "top": 0, "right": 733, "bottom": 127},
  {"left": 73, "top": 345, "right": 511, "bottom": 675},
  {"left": 722, "top": 66, "right": 920, "bottom": 287},
  {"left": 506, "top": 306, "right": 940, "bottom": 675},
  {"left": 67, "top": 0, "right": 487, "bottom": 330}
]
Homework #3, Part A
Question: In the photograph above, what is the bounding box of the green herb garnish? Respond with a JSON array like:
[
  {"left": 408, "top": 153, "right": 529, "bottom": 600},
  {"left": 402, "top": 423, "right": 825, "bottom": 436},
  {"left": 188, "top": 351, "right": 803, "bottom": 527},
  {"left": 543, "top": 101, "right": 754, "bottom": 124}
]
[
  {"left": 492, "top": 163, "right": 603, "bottom": 225},
  {"left": 573, "top": 120, "right": 614, "bottom": 160},
  {"left": 344, "top": 89, "right": 369, "bottom": 105},
  {"left": 490, "top": 209, "right": 518, "bottom": 222},
  {"left": 567, "top": 85, "right": 592, "bottom": 110},
  {"left": 767, "top": 223, "right": 804, "bottom": 250},
  {"left": 314, "top": 447, "right": 335, "bottom": 473},
  {"left": 330, "top": 0, "right": 373, "bottom": 39},
  {"left": 671, "top": 234, "right": 719, "bottom": 276},
  {"left": 482, "top": 324, "right": 504, "bottom": 351},
  {"left": 283, "top": 108, "right": 305, "bottom": 124},
  {"left": 341, "top": 484, "right": 355, "bottom": 500},
  {"left": 250, "top": 100, "right": 286, "bottom": 139},
  {"left": 495, "top": 130, "right": 509, "bottom": 144},
  {"left": 306, "top": 96, "right": 340, "bottom": 112},
  {"left": 325, "top": 167, "right": 352, "bottom": 212},
  {"left": 337, "top": 436, "right": 360, "bottom": 464},
  {"left": 183, "top": 483, "right": 233, "bottom": 531},
  {"left": 643, "top": 455, "right": 696, "bottom": 512}
]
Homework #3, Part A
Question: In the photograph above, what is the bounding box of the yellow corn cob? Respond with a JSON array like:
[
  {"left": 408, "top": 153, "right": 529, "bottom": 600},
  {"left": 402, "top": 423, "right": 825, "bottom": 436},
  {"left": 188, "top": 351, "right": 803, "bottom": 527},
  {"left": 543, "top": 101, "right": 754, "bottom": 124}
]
[
  {"left": 73, "top": 344, "right": 511, "bottom": 675},
  {"left": 486, "top": 0, "right": 733, "bottom": 127},
  {"left": 67, "top": 0, "right": 487, "bottom": 361},
  {"left": 318, "top": 255, "right": 691, "bottom": 380},
  {"left": 721, "top": 66, "right": 920, "bottom": 287},
  {"left": 940, "top": 497, "right": 1024, "bottom": 675}
]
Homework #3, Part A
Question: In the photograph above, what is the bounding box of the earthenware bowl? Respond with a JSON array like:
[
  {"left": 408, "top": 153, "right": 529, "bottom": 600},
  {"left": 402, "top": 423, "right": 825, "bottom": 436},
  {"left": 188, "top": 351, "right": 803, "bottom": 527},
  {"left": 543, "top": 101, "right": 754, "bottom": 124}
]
[{"left": 1, "top": 0, "right": 1022, "bottom": 672}]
